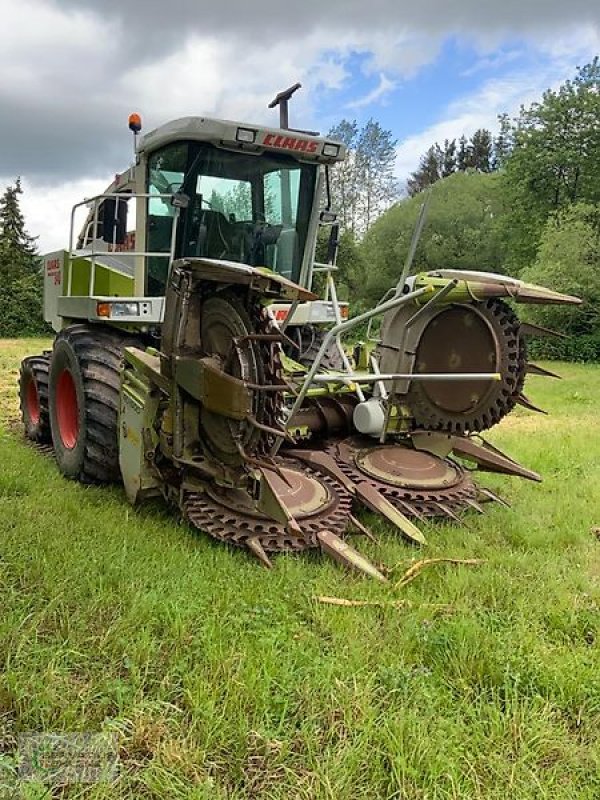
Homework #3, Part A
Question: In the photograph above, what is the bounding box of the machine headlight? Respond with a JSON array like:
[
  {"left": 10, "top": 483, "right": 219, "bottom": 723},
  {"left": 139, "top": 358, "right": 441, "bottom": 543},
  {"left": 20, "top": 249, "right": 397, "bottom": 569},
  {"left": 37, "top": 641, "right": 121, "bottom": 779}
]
[
  {"left": 112, "top": 302, "right": 140, "bottom": 317},
  {"left": 322, "top": 143, "right": 340, "bottom": 158},
  {"left": 97, "top": 301, "right": 140, "bottom": 318},
  {"left": 236, "top": 127, "right": 257, "bottom": 143}
]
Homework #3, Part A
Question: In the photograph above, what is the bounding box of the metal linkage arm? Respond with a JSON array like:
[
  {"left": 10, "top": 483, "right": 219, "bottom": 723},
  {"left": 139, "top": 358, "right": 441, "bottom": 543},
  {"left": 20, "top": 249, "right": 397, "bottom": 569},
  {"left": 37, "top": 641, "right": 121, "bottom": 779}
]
[
  {"left": 310, "top": 372, "right": 502, "bottom": 384},
  {"left": 271, "top": 285, "right": 432, "bottom": 455}
]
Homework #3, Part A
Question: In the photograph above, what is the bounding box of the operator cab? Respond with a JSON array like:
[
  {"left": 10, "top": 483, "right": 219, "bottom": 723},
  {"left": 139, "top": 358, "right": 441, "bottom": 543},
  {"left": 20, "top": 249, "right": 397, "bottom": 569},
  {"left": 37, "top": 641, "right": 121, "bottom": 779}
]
[
  {"left": 53, "top": 110, "right": 346, "bottom": 332},
  {"left": 145, "top": 139, "right": 317, "bottom": 295}
]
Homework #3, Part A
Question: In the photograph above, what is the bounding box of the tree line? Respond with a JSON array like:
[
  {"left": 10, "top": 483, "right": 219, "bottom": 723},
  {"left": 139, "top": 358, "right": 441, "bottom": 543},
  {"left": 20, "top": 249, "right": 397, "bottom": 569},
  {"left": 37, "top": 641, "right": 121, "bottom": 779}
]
[
  {"left": 325, "top": 58, "right": 600, "bottom": 360},
  {"left": 406, "top": 118, "right": 512, "bottom": 196},
  {"left": 2, "top": 58, "right": 599, "bottom": 359}
]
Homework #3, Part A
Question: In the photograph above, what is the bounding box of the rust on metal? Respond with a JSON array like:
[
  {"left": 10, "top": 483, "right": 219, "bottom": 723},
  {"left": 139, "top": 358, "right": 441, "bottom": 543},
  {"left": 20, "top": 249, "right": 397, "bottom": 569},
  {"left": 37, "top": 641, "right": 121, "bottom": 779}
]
[
  {"left": 317, "top": 530, "right": 388, "bottom": 582},
  {"left": 515, "top": 394, "right": 548, "bottom": 415},
  {"left": 184, "top": 460, "right": 352, "bottom": 553},
  {"left": 526, "top": 363, "right": 562, "bottom": 379},
  {"left": 451, "top": 436, "right": 542, "bottom": 482},
  {"left": 328, "top": 438, "right": 478, "bottom": 521},
  {"left": 354, "top": 445, "right": 461, "bottom": 489}
]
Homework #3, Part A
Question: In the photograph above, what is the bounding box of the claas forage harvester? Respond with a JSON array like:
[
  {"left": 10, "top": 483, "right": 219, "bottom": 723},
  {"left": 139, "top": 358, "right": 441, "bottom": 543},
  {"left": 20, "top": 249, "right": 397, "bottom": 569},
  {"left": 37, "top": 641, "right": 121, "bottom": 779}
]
[{"left": 19, "top": 86, "right": 580, "bottom": 578}]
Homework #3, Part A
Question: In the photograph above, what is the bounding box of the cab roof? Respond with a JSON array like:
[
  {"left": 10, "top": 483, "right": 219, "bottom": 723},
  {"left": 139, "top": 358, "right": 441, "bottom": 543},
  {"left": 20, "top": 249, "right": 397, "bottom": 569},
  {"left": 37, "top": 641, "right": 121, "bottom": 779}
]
[{"left": 138, "top": 116, "right": 346, "bottom": 165}]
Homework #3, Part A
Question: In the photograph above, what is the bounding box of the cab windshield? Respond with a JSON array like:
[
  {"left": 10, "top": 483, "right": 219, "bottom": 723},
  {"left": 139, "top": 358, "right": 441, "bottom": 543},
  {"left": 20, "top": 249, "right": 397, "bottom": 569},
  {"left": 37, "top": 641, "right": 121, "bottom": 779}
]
[{"left": 146, "top": 141, "right": 317, "bottom": 295}]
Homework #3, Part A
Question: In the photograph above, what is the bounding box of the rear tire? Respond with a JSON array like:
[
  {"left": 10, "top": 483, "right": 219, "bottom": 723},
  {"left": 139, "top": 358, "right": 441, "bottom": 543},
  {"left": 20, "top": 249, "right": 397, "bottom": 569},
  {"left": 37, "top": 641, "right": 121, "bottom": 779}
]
[
  {"left": 19, "top": 354, "right": 51, "bottom": 442},
  {"left": 48, "top": 325, "right": 131, "bottom": 483},
  {"left": 295, "top": 325, "right": 344, "bottom": 371}
]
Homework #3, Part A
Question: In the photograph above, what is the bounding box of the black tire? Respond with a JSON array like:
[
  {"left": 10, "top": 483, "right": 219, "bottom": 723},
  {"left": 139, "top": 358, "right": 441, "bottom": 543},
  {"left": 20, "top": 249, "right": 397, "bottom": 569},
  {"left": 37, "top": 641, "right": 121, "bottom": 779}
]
[
  {"left": 295, "top": 325, "right": 344, "bottom": 371},
  {"left": 48, "top": 325, "right": 131, "bottom": 483},
  {"left": 19, "top": 353, "right": 51, "bottom": 442}
]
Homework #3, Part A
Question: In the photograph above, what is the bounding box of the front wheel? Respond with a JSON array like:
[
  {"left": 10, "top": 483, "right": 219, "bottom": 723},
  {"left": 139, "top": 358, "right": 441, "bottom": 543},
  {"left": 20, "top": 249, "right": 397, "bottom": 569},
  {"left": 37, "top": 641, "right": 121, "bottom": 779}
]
[
  {"left": 293, "top": 325, "right": 345, "bottom": 371},
  {"left": 48, "top": 325, "right": 129, "bottom": 483}
]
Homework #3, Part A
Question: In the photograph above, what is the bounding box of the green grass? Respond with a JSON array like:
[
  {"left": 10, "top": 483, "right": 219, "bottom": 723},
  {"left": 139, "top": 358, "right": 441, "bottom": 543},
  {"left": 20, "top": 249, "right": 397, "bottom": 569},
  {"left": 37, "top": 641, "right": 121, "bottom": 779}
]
[{"left": 1, "top": 338, "right": 600, "bottom": 799}]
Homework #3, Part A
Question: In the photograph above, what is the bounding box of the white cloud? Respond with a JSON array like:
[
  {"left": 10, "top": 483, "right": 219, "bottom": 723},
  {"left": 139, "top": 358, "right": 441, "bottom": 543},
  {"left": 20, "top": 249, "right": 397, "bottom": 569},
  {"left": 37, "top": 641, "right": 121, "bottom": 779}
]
[
  {"left": 395, "top": 26, "right": 600, "bottom": 182},
  {"left": 1, "top": 0, "right": 598, "bottom": 248},
  {"left": 347, "top": 73, "right": 397, "bottom": 109},
  {"left": 7, "top": 176, "right": 109, "bottom": 254},
  {"left": 460, "top": 49, "right": 523, "bottom": 78}
]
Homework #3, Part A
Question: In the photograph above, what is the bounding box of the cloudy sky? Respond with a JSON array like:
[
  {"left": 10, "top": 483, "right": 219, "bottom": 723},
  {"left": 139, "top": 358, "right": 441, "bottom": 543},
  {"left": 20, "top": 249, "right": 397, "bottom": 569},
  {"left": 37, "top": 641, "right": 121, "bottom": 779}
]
[{"left": 1, "top": 0, "right": 598, "bottom": 252}]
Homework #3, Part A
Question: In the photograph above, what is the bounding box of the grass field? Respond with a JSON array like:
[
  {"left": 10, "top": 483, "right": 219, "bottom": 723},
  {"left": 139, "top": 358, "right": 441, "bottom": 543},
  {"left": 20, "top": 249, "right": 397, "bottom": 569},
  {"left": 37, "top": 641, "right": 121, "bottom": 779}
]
[{"left": 1, "top": 338, "right": 599, "bottom": 799}]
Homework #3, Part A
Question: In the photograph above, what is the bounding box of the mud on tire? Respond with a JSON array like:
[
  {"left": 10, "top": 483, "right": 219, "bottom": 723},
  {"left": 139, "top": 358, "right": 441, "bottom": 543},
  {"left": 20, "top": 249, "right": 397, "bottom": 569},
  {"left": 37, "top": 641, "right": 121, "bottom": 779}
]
[{"left": 48, "top": 324, "right": 133, "bottom": 483}]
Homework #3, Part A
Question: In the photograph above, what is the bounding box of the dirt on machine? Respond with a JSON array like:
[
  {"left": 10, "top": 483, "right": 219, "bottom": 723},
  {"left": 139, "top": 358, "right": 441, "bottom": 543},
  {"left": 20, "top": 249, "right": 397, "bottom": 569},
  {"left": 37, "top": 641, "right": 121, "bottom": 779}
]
[{"left": 19, "top": 84, "right": 581, "bottom": 578}]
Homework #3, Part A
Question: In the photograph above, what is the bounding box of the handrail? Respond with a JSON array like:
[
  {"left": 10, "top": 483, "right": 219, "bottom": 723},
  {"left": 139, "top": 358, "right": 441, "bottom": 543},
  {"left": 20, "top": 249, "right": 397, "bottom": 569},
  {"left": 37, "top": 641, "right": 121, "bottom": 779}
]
[{"left": 67, "top": 192, "right": 177, "bottom": 296}]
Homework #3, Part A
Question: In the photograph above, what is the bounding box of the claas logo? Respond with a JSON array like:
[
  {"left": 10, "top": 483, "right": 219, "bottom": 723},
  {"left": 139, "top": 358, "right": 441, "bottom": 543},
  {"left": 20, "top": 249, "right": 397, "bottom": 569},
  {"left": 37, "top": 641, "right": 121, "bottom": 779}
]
[{"left": 262, "top": 134, "right": 318, "bottom": 153}]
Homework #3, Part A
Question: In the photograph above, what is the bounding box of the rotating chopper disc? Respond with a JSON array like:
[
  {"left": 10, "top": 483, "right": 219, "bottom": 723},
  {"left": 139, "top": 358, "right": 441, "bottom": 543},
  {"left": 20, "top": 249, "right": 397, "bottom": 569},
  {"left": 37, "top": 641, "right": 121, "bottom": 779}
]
[
  {"left": 379, "top": 298, "right": 527, "bottom": 434},
  {"left": 184, "top": 461, "right": 352, "bottom": 553},
  {"left": 327, "top": 437, "right": 478, "bottom": 520}
]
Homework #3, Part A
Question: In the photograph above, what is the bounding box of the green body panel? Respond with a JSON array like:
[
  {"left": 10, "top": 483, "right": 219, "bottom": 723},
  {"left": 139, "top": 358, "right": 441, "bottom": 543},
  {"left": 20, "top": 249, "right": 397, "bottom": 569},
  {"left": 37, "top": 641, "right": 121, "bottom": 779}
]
[
  {"left": 119, "top": 351, "right": 162, "bottom": 504},
  {"left": 67, "top": 255, "right": 135, "bottom": 297}
]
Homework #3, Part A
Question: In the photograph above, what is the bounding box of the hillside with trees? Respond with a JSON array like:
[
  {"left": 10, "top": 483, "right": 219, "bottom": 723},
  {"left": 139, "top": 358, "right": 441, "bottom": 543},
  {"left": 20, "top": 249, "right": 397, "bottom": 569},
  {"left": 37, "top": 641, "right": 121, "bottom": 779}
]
[{"left": 328, "top": 58, "right": 600, "bottom": 359}]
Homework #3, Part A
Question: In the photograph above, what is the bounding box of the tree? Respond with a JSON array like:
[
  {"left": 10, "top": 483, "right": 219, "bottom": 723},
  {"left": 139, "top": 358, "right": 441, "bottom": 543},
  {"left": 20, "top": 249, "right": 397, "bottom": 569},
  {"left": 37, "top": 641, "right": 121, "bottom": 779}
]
[
  {"left": 470, "top": 129, "right": 493, "bottom": 172},
  {"left": 0, "top": 178, "right": 38, "bottom": 280},
  {"left": 362, "top": 171, "right": 509, "bottom": 303},
  {"left": 0, "top": 179, "right": 47, "bottom": 337},
  {"left": 492, "top": 113, "right": 513, "bottom": 169},
  {"left": 457, "top": 135, "right": 469, "bottom": 171},
  {"left": 440, "top": 139, "right": 457, "bottom": 177},
  {"left": 328, "top": 119, "right": 398, "bottom": 236},
  {"left": 328, "top": 119, "right": 360, "bottom": 234},
  {"left": 502, "top": 58, "right": 600, "bottom": 270},
  {"left": 520, "top": 203, "right": 600, "bottom": 337},
  {"left": 408, "top": 129, "right": 495, "bottom": 196},
  {"left": 407, "top": 146, "right": 441, "bottom": 196},
  {"left": 355, "top": 119, "right": 399, "bottom": 233}
]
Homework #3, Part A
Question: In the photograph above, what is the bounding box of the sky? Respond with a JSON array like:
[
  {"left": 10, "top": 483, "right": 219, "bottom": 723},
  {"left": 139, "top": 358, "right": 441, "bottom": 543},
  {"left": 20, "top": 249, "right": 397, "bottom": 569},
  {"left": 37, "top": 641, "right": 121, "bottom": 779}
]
[{"left": 0, "top": 0, "right": 598, "bottom": 252}]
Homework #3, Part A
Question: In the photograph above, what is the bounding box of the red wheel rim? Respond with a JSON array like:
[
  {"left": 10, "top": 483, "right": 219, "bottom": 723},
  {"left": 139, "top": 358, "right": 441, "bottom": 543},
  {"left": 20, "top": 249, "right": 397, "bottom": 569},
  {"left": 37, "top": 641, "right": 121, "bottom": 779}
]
[
  {"left": 56, "top": 369, "right": 79, "bottom": 449},
  {"left": 26, "top": 378, "right": 40, "bottom": 425}
]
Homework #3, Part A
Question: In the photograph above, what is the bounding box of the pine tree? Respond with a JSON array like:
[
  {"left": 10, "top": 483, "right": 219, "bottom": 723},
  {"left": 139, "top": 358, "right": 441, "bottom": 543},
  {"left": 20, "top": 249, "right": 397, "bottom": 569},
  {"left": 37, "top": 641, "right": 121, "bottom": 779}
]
[
  {"left": 440, "top": 139, "right": 457, "bottom": 177},
  {"left": 407, "top": 146, "right": 441, "bottom": 196},
  {"left": 0, "top": 179, "right": 38, "bottom": 275},
  {"left": 457, "top": 135, "right": 470, "bottom": 171},
  {"left": 492, "top": 113, "right": 513, "bottom": 169},
  {"left": 469, "top": 129, "right": 493, "bottom": 172},
  {"left": 0, "top": 179, "right": 46, "bottom": 336}
]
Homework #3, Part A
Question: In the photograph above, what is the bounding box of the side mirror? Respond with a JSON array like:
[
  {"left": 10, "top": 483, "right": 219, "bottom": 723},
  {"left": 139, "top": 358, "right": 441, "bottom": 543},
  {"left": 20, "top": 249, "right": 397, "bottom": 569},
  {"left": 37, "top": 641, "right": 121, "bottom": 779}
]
[
  {"left": 171, "top": 192, "right": 190, "bottom": 209},
  {"left": 326, "top": 222, "right": 340, "bottom": 265},
  {"left": 100, "top": 197, "right": 128, "bottom": 245},
  {"left": 319, "top": 209, "right": 338, "bottom": 224}
]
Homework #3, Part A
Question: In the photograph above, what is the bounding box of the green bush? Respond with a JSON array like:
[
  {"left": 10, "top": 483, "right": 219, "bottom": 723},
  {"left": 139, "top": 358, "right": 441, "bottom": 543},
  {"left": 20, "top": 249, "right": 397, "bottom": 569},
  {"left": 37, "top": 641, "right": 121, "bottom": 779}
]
[
  {"left": 0, "top": 272, "right": 51, "bottom": 337},
  {"left": 360, "top": 171, "right": 510, "bottom": 304},
  {"left": 527, "top": 332, "right": 600, "bottom": 363}
]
